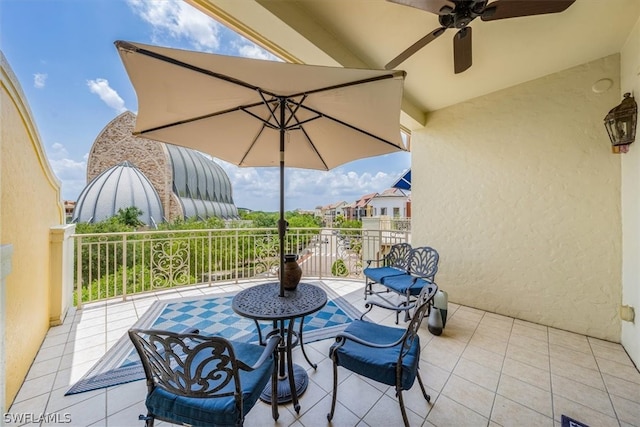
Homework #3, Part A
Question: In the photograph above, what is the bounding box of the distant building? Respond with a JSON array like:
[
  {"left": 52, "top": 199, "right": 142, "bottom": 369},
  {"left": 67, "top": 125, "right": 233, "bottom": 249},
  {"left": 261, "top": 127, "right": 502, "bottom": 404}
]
[
  {"left": 63, "top": 200, "right": 75, "bottom": 223},
  {"left": 337, "top": 189, "right": 410, "bottom": 221},
  {"left": 73, "top": 111, "right": 239, "bottom": 225},
  {"left": 368, "top": 188, "right": 410, "bottom": 218},
  {"left": 321, "top": 201, "right": 349, "bottom": 226},
  {"left": 349, "top": 192, "right": 377, "bottom": 220},
  {"left": 295, "top": 208, "right": 316, "bottom": 216}
]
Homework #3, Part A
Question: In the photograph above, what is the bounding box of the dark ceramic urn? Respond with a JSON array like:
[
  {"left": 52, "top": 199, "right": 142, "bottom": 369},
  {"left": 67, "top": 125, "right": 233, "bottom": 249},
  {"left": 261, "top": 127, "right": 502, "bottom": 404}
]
[{"left": 282, "top": 254, "right": 302, "bottom": 291}]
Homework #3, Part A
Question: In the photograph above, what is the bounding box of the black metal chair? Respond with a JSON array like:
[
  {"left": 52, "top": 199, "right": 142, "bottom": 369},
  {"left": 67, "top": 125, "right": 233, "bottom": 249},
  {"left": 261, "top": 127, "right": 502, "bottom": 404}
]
[
  {"left": 327, "top": 283, "right": 438, "bottom": 427},
  {"left": 379, "top": 246, "right": 439, "bottom": 322},
  {"left": 365, "top": 246, "right": 439, "bottom": 323},
  {"left": 363, "top": 243, "right": 412, "bottom": 298},
  {"left": 128, "top": 328, "right": 280, "bottom": 427}
]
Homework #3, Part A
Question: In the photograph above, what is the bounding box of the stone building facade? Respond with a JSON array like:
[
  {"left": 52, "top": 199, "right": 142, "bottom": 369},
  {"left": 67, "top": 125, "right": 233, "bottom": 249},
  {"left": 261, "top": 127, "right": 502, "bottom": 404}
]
[{"left": 77, "top": 111, "right": 238, "bottom": 223}]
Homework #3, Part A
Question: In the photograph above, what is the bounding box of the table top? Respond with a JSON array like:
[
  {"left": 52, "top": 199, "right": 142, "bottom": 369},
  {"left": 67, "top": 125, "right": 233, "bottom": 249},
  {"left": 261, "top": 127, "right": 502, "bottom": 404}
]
[{"left": 232, "top": 282, "right": 327, "bottom": 321}]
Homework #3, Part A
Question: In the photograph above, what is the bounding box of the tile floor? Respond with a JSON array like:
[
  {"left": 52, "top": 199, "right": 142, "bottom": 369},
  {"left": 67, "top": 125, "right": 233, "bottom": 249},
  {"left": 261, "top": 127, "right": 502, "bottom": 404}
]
[{"left": 7, "top": 279, "right": 640, "bottom": 427}]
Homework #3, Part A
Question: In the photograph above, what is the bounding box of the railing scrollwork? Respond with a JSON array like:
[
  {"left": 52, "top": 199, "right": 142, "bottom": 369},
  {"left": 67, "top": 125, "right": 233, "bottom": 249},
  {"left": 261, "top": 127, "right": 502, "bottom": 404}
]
[
  {"left": 151, "top": 239, "right": 191, "bottom": 288},
  {"left": 73, "top": 226, "right": 409, "bottom": 305}
]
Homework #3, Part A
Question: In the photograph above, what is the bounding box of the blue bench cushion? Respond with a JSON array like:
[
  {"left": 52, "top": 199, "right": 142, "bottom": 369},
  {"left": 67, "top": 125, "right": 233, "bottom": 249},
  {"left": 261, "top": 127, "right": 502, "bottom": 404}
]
[
  {"left": 381, "top": 275, "right": 430, "bottom": 296},
  {"left": 363, "top": 266, "right": 407, "bottom": 283},
  {"left": 145, "top": 341, "right": 273, "bottom": 427},
  {"left": 332, "top": 320, "right": 420, "bottom": 390}
]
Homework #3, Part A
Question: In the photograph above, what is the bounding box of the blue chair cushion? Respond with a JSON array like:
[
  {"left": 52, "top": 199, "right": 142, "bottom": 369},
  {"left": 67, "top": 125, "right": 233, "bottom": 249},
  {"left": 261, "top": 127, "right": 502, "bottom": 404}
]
[
  {"left": 381, "top": 275, "right": 429, "bottom": 296},
  {"left": 145, "top": 341, "right": 273, "bottom": 427},
  {"left": 332, "top": 320, "right": 420, "bottom": 390},
  {"left": 364, "top": 266, "right": 407, "bottom": 283}
]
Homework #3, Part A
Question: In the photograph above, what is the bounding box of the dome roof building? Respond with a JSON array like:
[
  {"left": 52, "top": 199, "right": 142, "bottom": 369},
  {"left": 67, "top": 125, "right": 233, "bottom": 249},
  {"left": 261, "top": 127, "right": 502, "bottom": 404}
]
[
  {"left": 76, "top": 111, "right": 239, "bottom": 225},
  {"left": 72, "top": 161, "right": 163, "bottom": 226},
  {"left": 166, "top": 144, "right": 237, "bottom": 220}
]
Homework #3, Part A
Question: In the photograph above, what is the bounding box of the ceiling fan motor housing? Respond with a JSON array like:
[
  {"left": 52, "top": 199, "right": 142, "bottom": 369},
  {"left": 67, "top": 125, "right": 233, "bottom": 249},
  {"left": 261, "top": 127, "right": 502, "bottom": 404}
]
[{"left": 439, "top": 0, "right": 488, "bottom": 28}]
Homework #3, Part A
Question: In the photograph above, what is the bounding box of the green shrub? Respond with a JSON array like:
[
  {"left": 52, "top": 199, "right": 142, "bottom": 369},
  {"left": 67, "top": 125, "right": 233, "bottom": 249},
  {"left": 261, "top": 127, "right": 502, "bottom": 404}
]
[
  {"left": 74, "top": 265, "right": 198, "bottom": 304},
  {"left": 331, "top": 259, "right": 349, "bottom": 277}
]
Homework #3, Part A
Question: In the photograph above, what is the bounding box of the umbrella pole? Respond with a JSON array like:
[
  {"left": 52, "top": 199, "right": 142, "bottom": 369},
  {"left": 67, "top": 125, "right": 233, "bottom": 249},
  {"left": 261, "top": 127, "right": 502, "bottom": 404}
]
[{"left": 278, "top": 98, "right": 286, "bottom": 297}]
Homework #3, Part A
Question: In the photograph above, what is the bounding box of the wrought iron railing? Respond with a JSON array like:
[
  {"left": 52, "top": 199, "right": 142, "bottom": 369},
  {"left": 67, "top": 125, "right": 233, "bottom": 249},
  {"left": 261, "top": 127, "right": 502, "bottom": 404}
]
[
  {"left": 73, "top": 227, "right": 410, "bottom": 307},
  {"left": 390, "top": 218, "right": 411, "bottom": 231}
]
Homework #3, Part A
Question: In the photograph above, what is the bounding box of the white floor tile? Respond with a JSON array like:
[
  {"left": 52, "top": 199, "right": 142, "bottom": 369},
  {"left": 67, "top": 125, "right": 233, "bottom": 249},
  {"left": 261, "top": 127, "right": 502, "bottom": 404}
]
[{"left": 4, "top": 279, "right": 638, "bottom": 427}]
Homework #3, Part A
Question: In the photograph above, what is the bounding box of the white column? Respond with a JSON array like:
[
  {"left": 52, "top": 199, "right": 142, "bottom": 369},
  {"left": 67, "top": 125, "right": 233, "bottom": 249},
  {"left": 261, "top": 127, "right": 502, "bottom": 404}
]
[
  {"left": 49, "top": 225, "right": 75, "bottom": 326},
  {"left": 1, "top": 244, "right": 14, "bottom": 415}
]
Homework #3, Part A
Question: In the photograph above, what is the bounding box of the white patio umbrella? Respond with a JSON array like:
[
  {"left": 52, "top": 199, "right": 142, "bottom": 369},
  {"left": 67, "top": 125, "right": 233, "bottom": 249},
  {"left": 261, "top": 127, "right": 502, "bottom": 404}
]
[{"left": 115, "top": 40, "right": 407, "bottom": 296}]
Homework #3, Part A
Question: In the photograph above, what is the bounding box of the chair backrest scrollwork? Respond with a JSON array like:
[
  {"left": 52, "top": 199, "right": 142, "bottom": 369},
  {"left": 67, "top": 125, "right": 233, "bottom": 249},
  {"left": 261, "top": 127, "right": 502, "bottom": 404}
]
[
  {"left": 385, "top": 243, "right": 413, "bottom": 271},
  {"left": 128, "top": 329, "right": 242, "bottom": 399},
  {"left": 407, "top": 246, "right": 439, "bottom": 281}
]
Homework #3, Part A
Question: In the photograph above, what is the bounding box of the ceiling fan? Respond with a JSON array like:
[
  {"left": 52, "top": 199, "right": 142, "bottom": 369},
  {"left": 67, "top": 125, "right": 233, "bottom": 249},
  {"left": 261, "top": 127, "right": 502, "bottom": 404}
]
[{"left": 385, "top": 0, "right": 576, "bottom": 73}]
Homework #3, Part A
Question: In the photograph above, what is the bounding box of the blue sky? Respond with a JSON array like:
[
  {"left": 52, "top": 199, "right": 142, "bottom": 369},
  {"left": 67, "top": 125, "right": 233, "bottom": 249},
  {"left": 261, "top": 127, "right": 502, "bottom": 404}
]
[{"left": 1, "top": 0, "right": 410, "bottom": 212}]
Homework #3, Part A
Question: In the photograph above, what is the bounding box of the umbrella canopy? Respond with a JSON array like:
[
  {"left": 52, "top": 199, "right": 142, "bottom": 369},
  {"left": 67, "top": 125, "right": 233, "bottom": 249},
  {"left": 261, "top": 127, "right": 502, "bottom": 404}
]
[
  {"left": 392, "top": 169, "right": 411, "bottom": 190},
  {"left": 115, "top": 40, "right": 407, "bottom": 295}
]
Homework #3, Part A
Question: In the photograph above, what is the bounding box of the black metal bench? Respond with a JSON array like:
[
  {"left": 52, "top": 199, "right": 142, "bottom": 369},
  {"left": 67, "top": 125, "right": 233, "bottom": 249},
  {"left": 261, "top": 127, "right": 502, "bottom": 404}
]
[{"left": 363, "top": 245, "right": 439, "bottom": 323}]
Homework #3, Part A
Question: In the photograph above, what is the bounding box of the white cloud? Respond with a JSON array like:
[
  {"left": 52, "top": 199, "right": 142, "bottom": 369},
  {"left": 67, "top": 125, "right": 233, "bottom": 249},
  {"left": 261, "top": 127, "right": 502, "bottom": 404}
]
[
  {"left": 49, "top": 142, "right": 69, "bottom": 159},
  {"left": 126, "top": 0, "right": 278, "bottom": 60},
  {"left": 214, "top": 158, "right": 399, "bottom": 211},
  {"left": 126, "top": 0, "right": 220, "bottom": 51},
  {"left": 235, "top": 42, "right": 280, "bottom": 61},
  {"left": 46, "top": 143, "right": 88, "bottom": 201},
  {"left": 50, "top": 157, "right": 86, "bottom": 180},
  {"left": 33, "top": 73, "right": 47, "bottom": 89},
  {"left": 286, "top": 168, "right": 396, "bottom": 207},
  {"left": 87, "top": 78, "right": 126, "bottom": 113}
]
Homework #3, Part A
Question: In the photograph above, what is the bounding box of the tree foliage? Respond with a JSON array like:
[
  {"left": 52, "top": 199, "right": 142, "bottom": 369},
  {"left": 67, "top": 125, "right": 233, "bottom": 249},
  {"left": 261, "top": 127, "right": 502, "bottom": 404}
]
[
  {"left": 238, "top": 210, "right": 322, "bottom": 229},
  {"left": 240, "top": 211, "right": 277, "bottom": 227},
  {"left": 74, "top": 217, "right": 136, "bottom": 234},
  {"left": 73, "top": 210, "right": 324, "bottom": 304},
  {"left": 158, "top": 216, "right": 225, "bottom": 230},
  {"left": 116, "top": 206, "right": 145, "bottom": 228},
  {"left": 339, "top": 219, "right": 362, "bottom": 229},
  {"left": 286, "top": 212, "right": 322, "bottom": 228}
]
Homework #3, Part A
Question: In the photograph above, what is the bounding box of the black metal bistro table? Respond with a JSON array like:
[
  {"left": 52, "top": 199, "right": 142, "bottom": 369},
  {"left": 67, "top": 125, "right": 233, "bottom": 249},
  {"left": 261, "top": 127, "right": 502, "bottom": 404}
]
[{"left": 232, "top": 282, "right": 327, "bottom": 413}]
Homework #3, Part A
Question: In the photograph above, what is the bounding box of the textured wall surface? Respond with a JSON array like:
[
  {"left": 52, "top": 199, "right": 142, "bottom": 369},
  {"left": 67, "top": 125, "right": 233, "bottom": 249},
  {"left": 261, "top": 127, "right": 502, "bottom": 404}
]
[
  {"left": 620, "top": 16, "right": 640, "bottom": 366},
  {"left": 1, "top": 53, "right": 64, "bottom": 407},
  {"left": 412, "top": 55, "right": 622, "bottom": 340}
]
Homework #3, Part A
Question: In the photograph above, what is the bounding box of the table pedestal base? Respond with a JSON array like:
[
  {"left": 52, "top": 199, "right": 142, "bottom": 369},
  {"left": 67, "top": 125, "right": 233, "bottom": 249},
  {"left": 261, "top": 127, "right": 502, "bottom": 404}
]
[{"left": 260, "top": 364, "right": 308, "bottom": 404}]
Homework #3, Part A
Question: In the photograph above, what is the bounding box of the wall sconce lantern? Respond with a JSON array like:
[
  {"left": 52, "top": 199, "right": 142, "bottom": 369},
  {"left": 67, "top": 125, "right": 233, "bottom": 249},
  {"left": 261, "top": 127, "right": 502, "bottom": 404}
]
[{"left": 604, "top": 93, "right": 637, "bottom": 153}]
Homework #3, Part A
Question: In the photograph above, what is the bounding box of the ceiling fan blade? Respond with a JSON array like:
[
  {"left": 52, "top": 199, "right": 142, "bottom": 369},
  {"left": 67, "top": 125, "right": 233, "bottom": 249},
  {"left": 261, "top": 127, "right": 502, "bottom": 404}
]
[
  {"left": 481, "top": 0, "right": 576, "bottom": 21},
  {"left": 385, "top": 27, "right": 447, "bottom": 69},
  {"left": 453, "top": 27, "right": 472, "bottom": 74},
  {"left": 387, "top": 0, "right": 455, "bottom": 15}
]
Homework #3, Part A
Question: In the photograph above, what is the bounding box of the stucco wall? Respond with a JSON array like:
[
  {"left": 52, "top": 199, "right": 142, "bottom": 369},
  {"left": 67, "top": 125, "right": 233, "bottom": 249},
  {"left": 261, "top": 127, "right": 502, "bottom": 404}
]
[
  {"left": 620, "top": 15, "right": 640, "bottom": 367},
  {"left": 412, "top": 55, "right": 622, "bottom": 340},
  {"left": 0, "top": 52, "right": 64, "bottom": 407}
]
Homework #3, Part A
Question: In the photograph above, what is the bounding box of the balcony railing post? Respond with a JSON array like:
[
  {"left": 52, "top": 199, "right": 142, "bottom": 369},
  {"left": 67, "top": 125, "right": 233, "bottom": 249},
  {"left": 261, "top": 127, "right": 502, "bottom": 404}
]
[
  {"left": 208, "top": 231, "right": 212, "bottom": 286},
  {"left": 122, "top": 234, "right": 127, "bottom": 301},
  {"left": 318, "top": 230, "right": 324, "bottom": 279},
  {"left": 76, "top": 236, "right": 83, "bottom": 309},
  {"left": 234, "top": 229, "right": 239, "bottom": 283}
]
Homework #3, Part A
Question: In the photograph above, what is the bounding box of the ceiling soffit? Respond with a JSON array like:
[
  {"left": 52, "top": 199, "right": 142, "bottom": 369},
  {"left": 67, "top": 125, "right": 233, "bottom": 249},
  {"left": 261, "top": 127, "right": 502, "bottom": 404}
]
[{"left": 186, "top": 0, "right": 640, "bottom": 131}]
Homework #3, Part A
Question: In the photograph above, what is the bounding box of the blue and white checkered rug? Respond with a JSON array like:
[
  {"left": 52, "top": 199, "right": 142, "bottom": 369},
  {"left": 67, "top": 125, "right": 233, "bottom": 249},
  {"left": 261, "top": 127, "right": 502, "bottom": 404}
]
[{"left": 66, "top": 281, "right": 362, "bottom": 395}]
